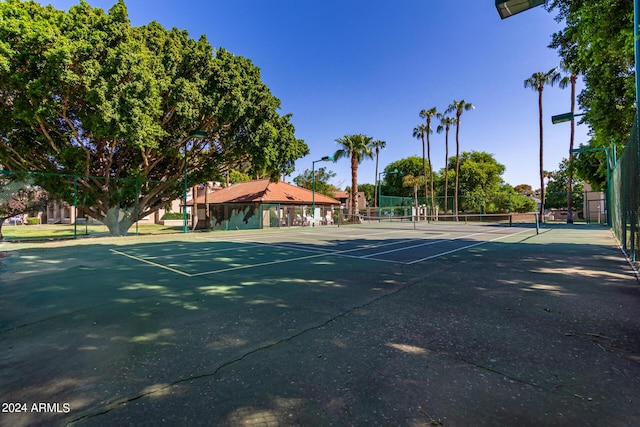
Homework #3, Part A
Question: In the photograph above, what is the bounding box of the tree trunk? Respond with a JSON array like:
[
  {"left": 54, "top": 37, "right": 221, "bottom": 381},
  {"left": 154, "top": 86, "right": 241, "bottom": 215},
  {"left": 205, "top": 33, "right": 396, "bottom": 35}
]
[
  {"left": 191, "top": 186, "right": 198, "bottom": 230},
  {"left": 413, "top": 185, "right": 418, "bottom": 220},
  {"left": 444, "top": 127, "right": 450, "bottom": 214},
  {"left": 454, "top": 118, "right": 461, "bottom": 220},
  {"left": 427, "top": 130, "right": 434, "bottom": 220},
  {"left": 204, "top": 182, "right": 210, "bottom": 229},
  {"left": 351, "top": 154, "right": 359, "bottom": 220},
  {"left": 538, "top": 86, "right": 545, "bottom": 223},
  {"left": 374, "top": 147, "right": 380, "bottom": 208},
  {"left": 567, "top": 74, "right": 576, "bottom": 224},
  {"left": 102, "top": 206, "right": 136, "bottom": 236},
  {"left": 421, "top": 134, "right": 428, "bottom": 220}
]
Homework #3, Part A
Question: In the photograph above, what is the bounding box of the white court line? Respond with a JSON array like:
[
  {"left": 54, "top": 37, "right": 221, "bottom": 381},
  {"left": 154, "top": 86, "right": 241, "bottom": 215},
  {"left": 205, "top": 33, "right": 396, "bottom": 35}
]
[
  {"left": 360, "top": 240, "right": 449, "bottom": 257},
  {"left": 190, "top": 251, "right": 336, "bottom": 276},
  {"left": 359, "top": 229, "right": 505, "bottom": 259},
  {"left": 110, "top": 248, "right": 192, "bottom": 277},
  {"left": 407, "top": 228, "right": 532, "bottom": 265},
  {"left": 111, "top": 227, "right": 531, "bottom": 277},
  {"left": 195, "top": 226, "right": 429, "bottom": 243},
  {"left": 191, "top": 236, "right": 435, "bottom": 275}
]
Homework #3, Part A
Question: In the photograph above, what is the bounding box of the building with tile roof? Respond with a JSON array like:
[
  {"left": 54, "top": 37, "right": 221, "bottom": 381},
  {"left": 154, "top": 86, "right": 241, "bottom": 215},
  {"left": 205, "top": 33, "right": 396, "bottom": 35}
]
[{"left": 187, "top": 179, "right": 340, "bottom": 230}]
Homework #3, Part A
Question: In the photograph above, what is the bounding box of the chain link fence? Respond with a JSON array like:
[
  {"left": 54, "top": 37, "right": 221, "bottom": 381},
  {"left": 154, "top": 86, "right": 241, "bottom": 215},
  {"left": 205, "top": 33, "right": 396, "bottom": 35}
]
[{"left": 610, "top": 114, "right": 640, "bottom": 262}]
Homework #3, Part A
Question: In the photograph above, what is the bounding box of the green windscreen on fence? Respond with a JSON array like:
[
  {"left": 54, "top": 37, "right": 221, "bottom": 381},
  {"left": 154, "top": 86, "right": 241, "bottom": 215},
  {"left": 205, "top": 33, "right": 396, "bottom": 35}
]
[
  {"left": 610, "top": 113, "right": 640, "bottom": 262},
  {"left": 378, "top": 195, "right": 413, "bottom": 218}
]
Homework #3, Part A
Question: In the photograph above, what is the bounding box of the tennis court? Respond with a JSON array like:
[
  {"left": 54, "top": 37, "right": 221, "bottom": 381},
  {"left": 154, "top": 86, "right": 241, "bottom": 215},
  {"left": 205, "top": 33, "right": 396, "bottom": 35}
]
[
  {"left": 107, "top": 220, "right": 536, "bottom": 276},
  {"left": 1, "top": 222, "right": 639, "bottom": 426}
]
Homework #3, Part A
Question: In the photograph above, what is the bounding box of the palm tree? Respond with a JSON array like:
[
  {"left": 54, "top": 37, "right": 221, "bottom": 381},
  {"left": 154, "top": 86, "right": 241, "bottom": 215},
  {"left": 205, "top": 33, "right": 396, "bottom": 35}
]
[
  {"left": 559, "top": 64, "right": 578, "bottom": 223},
  {"left": 412, "top": 124, "right": 429, "bottom": 217},
  {"left": 371, "top": 139, "right": 387, "bottom": 208},
  {"left": 525, "top": 68, "right": 562, "bottom": 222},
  {"left": 445, "top": 100, "right": 475, "bottom": 219},
  {"left": 437, "top": 115, "right": 456, "bottom": 214},
  {"left": 420, "top": 107, "right": 438, "bottom": 219},
  {"left": 333, "top": 134, "right": 374, "bottom": 217},
  {"left": 403, "top": 174, "right": 426, "bottom": 221}
]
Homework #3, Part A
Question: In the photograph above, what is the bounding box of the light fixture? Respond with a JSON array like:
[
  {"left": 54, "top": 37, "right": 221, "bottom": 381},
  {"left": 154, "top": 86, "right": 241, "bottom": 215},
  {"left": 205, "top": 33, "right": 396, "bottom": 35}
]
[{"left": 495, "top": 0, "right": 545, "bottom": 19}]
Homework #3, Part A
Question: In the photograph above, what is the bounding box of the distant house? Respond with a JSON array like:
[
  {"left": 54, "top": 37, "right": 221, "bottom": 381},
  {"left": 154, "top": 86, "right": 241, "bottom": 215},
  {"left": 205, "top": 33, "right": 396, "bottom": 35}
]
[
  {"left": 187, "top": 179, "right": 340, "bottom": 230},
  {"left": 333, "top": 191, "right": 366, "bottom": 213}
]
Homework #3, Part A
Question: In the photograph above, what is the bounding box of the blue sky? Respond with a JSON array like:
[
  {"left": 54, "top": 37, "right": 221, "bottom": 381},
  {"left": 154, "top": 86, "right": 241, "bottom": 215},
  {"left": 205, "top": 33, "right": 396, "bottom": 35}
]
[{"left": 47, "top": 0, "right": 589, "bottom": 190}]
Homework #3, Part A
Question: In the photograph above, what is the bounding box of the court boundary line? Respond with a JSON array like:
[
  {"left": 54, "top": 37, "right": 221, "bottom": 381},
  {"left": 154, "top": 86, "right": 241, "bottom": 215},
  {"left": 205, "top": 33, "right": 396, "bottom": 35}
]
[
  {"left": 109, "top": 227, "right": 535, "bottom": 276},
  {"left": 406, "top": 228, "right": 532, "bottom": 264},
  {"left": 110, "top": 248, "right": 193, "bottom": 277}
]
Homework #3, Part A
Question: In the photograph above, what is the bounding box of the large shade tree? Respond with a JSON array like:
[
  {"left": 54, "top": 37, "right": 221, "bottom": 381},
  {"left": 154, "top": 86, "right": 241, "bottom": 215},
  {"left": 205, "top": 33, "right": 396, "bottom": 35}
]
[
  {"left": 0, "top": 0, "right": 308, "bottom": 235},
  {"left": 380, "top": 156, "right": 424, "bottom": 198},
  {"left": 547, "top": 0, "right": 634, "bottom": 189},
  {"left": 333, "top": 134, "right": 374, "bottom": 216}
]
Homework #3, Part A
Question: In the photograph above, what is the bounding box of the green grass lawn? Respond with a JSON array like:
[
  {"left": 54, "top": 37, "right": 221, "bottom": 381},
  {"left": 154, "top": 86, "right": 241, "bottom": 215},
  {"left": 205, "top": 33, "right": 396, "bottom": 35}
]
[{"left": 1, "top": 223, "right": 184, "bottom": 241}]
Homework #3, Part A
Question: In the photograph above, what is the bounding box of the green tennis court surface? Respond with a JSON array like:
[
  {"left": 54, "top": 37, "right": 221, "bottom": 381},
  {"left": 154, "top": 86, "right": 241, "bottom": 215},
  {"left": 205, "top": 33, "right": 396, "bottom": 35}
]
[{"left": 1, "top": 223, "right": 639, "bottom": 426}]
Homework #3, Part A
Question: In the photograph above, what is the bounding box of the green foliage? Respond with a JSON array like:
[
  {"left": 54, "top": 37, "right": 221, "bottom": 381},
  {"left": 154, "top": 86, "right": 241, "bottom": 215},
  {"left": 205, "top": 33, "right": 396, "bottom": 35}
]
[
  {"left": 513, "top": 184, "right": 535, "bottom": 197},
  {"left": 229, "top": 170, "right": 252, "bottom": 184},
  {"left": 161, "top": 212, "right": 189, "bottom": 220},
  {"left": 293, "top": 167, "right": 339, "bottom": 198},
  {"left": 544, "top": 159, "right": 585, "bottom": 209},
  {"left": 357, "top": 183, "right": 376, "bottom": 206},
  {"left": 333, "top": 133, "right": 375, "bottom": 213},
  {"left": 510, "top": 194, "right": 538, "bottom": 213},
  {"left": 546, "top": 0, "right": 634, "bottom": 188},
  {"left": 382, "top": 156, "right": 424, "bottom": 197},
  {"left": 0, "top": 0, "right": 308, "bottom": 235},
  {"left": 447, "top": 151, "right": 506, "bottom": 196}
]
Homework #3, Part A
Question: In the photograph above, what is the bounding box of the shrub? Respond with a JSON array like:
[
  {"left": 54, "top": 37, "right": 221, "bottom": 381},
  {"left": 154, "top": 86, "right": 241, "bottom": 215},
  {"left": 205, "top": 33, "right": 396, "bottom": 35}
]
[
  {"left": 26, "top": 217, "right": 40, "bottom": 225},
  {"left": 161, "top": 212, "right": 190, "bottom": 220}
]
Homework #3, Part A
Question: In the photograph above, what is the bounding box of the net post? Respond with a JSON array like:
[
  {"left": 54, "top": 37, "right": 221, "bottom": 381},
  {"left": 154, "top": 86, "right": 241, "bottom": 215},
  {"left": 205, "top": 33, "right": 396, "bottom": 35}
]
[
  {"left": 509, "top": 213, "right": 513, "bottom": 227},
  {"left": 535, "top": 213, "right": 540, "bottom": 235}
]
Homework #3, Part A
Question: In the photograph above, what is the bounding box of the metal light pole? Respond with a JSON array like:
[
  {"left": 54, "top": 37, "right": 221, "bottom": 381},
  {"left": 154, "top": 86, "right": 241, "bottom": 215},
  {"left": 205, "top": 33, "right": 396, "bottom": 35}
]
[
  {"left": 552, "top": 112, "right": 587, "bottom": 224},
  {"left": 311, "top": 156, "right": 334, "bottom": 224}
]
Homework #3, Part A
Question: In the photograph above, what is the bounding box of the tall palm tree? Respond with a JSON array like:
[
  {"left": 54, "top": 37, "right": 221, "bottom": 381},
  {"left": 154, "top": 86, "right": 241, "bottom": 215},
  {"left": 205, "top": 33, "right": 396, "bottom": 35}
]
[
  {"left": 445, "top": 100, "right": 475, "bottom": 219},
  {"left": 371, "top": 139, "right": 387, "bottom": 208},
  {"left": 412, "top": 124, "right": 429, "bottom": 217},
  {"left": 559, "top": 64, "right": 577, "bottom": 223},
  {"left": 437, "top": 115, "right": 456, "bottom": 214},
  {"left": 420, "top": 107, "right": 438, "bottom": 219},
  {"left": 333, "top": 134, "right": 374, "bottom": 217},
  {"left": 525, "top": 68, "right": 562, "bottom": 222}
]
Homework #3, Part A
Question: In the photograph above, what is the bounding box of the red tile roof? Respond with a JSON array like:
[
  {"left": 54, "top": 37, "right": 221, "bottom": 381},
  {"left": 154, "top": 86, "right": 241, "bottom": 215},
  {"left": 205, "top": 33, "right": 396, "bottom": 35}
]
[{"left": 190, "top": 180, "right": 340, "bottom": 205}]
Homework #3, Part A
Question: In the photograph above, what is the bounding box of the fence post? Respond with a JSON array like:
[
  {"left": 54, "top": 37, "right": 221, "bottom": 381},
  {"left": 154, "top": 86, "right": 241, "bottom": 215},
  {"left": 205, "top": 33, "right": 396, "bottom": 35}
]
[
  {"left": 135, "top": 178, "right": 139, "bottom": 236},
  {"left": 73, "top": 175, "right": 78, "bottom": 239}
]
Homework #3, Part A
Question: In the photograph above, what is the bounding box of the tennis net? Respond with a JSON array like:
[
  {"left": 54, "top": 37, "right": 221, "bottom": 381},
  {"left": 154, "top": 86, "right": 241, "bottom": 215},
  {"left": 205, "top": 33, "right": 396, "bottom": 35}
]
[{"left": 340, "top": 213, "right": 538, "bottom": 230}]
